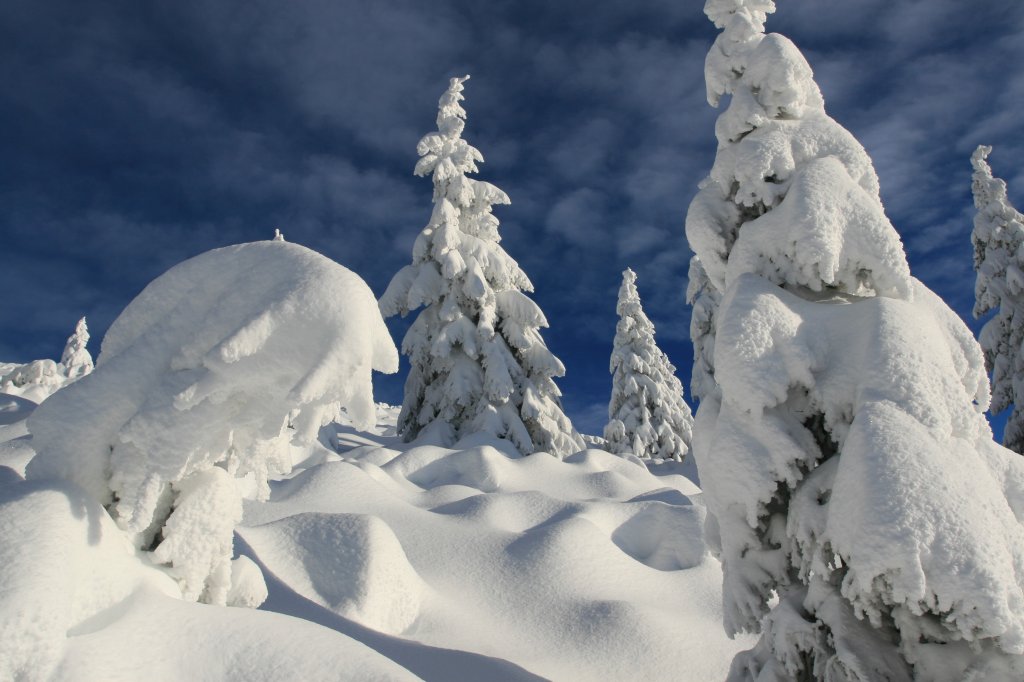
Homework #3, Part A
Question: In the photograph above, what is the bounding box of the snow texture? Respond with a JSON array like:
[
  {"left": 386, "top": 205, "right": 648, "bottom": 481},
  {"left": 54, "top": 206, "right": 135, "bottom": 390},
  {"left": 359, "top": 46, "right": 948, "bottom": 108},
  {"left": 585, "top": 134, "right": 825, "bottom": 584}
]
[
  {"left": 972, "top": 145, "right": 1024, "bottom": 454},
  {"left": 604, "top": 268, "right": 693, "bottom": 462},
  {"left": 380, "top": 76, "right": 583, "bottom": 458},
  {"left": 26, "top": 239, "right": 397, "bottom": 605},
  {"left": 687, "top": 1, "right": 1024, "bottom": 678},
  {"left": 0, "top": 478, "right": 417, "bottom": 682},
  {"left": 0, "top": 404, "right": 753, "bottom": 680}
]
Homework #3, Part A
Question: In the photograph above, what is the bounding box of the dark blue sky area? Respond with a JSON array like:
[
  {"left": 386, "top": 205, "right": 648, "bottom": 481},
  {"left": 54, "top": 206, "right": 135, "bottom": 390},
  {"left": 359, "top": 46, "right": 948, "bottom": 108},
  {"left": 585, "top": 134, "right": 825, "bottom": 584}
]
[{"left": 2, "top": 0, "right": 1022, "bottom": 435}]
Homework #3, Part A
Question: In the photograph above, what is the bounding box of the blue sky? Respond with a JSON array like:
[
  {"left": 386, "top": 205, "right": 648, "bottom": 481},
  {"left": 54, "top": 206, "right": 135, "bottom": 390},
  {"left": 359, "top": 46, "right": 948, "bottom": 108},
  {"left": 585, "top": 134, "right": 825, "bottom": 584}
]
[{"left": 2, "top": 0, "right": 1023, "bottom": 435}]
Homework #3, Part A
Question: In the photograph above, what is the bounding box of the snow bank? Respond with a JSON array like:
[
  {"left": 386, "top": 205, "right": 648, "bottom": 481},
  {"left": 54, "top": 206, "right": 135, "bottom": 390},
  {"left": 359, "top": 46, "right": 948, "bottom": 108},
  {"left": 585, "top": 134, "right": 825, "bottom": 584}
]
[
  {"left": 26, "top": 240, "right": 397, "bottom": 604},
  {"left": 0, "top": 477, "right": 418, "bottom": 682},
  {"left": 240, "top": 512, "right": 424, "bottom": 635}
]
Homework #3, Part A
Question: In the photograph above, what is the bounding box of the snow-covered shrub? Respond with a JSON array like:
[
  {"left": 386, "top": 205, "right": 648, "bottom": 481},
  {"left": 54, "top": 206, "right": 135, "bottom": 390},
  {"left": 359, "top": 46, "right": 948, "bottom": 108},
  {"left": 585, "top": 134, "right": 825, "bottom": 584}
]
[
  {"left": 604, "top": 269, "right": 693, "bottom": 461},
  {"left": 0, "top": 317, "right": 94, "bottom": 403},
  {"left": 972, "top": 145, "right": 1024, "bottom": 455},
  {"left": 686, "top": 1, "right": 1024, "bottom": 679},
  {"left": 380, "top": 76, "right": 583, "bottom": 457},
  {"left": 27, "top": 240, "right": 398, "bottom": 605}
]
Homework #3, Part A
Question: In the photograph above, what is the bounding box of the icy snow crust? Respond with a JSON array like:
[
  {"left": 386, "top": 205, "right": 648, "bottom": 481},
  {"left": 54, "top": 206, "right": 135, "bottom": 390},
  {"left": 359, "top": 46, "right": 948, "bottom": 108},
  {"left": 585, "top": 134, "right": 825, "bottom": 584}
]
[
  {"left": 0, "top": 405, "right": 753, "bottom": 680},
  {"left": 26, "top": 240, "right": 398, "bottom": 604}
]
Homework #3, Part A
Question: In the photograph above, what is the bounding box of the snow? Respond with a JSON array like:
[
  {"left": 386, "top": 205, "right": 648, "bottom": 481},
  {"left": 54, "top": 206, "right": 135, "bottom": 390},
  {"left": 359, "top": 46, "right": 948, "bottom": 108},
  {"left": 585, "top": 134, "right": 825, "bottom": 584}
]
[
  {"left": 0, "top": 317, "right": 94, "bottom": 403},
  {"left": 0, "top": 477, "right": 417, "bottom": 682},
  {"left": 605, "top": 268, "right": 694, "bottom": 461},
  {"left": 380, "top": 76, "right": 583, "bottom": 457},
  {"left": 702, "top": 274, "right": 1024, "bottom": 658},
  {"left": 26, "top": 239, "right": 398, "bottom": 605},
  {"left": 0, "top": 403, "right": 752, "bottom": 680},
  {"left": 972, "top": 144, "right": 1024, "bottom": 453},
  {"left": 687, "top": 0, "right": 1024, "bottom": 678}
]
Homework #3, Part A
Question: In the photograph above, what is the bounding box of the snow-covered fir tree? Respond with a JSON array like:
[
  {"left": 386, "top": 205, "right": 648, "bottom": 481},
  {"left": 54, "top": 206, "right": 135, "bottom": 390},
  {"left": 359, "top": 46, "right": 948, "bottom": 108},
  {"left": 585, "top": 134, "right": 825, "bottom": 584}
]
[
  {"left": 972, "top": 145, "right": 1024, "bottom": 454},
  {"left": 686, "top": 1, "right": 1024, "bottom": 679},
  {"left": 380, "top": 76, "right": 583, "bottom": 457},
  {"left": 60, "top": 316, "right": 93, "bottom": 380},
  {"left": 604, "top": 268, "right": 693, "bottom": 461}
]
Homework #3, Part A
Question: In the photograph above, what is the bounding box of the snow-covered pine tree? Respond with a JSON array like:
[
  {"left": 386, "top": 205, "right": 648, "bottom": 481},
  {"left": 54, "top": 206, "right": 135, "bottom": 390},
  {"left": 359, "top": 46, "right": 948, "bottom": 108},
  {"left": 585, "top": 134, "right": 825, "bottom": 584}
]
[
  {"left": 60, "top": 316, "right": 94, "bottom": 380},
  {"left": 380, "top": 76, "right": 583, "bottom": 457},
  {"left": 972, "top": 145, "right": 1024, "bottom": 454},
  {"left": 686, "top": 1, "right": 1024, "bottom": 679},
  {"left": 604, "top": 268, "right": 693, "bottom": 461}
]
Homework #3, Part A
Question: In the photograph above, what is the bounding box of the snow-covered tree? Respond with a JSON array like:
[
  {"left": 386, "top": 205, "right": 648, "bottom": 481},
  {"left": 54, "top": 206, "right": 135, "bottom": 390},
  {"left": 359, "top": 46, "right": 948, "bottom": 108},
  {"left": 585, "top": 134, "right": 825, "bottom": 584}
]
[
  {"left": 60, "top": 316, "right": 94, "bottom": 380},
  {"left": 380, "top": 76, "right": 583, "bottom": 458},
  {"left": 972, "top": 145, "right": 1024, "bottom": 454},
  {"left": 604, "top": 268, "right": 693, "bottom": 461},
  {"left": 29, "top": 240, "right": 397, "bottom": 606},
  {"left": 686, "top": 1, "right": 1024, "bottom": 679}
]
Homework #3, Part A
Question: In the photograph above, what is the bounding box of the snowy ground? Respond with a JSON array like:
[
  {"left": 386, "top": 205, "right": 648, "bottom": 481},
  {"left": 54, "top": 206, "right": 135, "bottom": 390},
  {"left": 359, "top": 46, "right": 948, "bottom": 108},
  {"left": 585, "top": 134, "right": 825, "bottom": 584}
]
[{"left": 0, "top": 401, "right": 752, "bottom": 681}]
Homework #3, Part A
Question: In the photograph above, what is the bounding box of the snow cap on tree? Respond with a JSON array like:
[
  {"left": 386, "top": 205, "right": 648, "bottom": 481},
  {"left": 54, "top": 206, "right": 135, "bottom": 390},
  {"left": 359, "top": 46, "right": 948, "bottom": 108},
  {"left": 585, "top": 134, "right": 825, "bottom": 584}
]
[
  {"left": 604, "top": 269, "right": 693, "bottom": 461},
  {"left": 272, "top": 228, "right": 285, "bottom": 242},
  {"left": 60, "top": 316, "right": 94, "bottom": 380},
  {"left": 380, "top": 76, "right": 583, "bottom": 457},
  {"left": 972, "top": 144, "right": 1024, "bottom": 454},
  {"left": 687, "top": 1, "right": 1024, "bottom": 679}
]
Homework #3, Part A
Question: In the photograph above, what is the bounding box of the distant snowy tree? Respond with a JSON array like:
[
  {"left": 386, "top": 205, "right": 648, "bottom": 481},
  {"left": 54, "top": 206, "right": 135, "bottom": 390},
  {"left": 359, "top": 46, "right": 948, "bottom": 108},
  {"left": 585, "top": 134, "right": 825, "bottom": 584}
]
[
  {"left": 380, "top": 76, "right": 583, "bottom": 457},
  {"left": 687, "top": 1, "right": 1024, "bottom": 680},
  {"left": 0, "top": 316, "right": 93, "bottom": 402},
  {"left": 60, "top": 316, "right": 94, "bottom": 380},
  {"left": 604, "top": 269, "right": 693, "bottom": 461},
  {"left": 972, "top": 145, "right": 1024, "bottom": 454}
]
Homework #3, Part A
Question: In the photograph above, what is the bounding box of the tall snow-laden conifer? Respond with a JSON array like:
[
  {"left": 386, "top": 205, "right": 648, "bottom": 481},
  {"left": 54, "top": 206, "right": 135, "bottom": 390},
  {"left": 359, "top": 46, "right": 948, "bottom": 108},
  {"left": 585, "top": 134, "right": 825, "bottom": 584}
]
[
  {"left": 604, "top": 269, "right": 693, "bottom": 461},
  {"left": 380, "top": 76, "right": 583, "bottom": 457},
  {"left": 687, "top": 1, "right": 1024, "bottom": 679},
  {"left": 60, "top": 316, "right": 94, "bottom": 380},
  {"left": 972, "top": 145, "right": 1024, "bottom": 454}
]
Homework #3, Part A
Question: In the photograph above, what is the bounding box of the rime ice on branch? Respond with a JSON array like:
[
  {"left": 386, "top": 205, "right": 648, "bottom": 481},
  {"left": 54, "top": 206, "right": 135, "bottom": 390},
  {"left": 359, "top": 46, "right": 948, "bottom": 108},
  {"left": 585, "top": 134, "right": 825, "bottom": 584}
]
[
  {"left": 686, "top": 1, "right": 1024, "bottom": 679},
  {"left": 380, "top": 76, "right": 583, "bottom": 457},
  {"left": 604, "top": 269, "right": 693, "bottom": 461},
  {"left": 972, "top": 145, "right": 1024, "bottom": 455}
]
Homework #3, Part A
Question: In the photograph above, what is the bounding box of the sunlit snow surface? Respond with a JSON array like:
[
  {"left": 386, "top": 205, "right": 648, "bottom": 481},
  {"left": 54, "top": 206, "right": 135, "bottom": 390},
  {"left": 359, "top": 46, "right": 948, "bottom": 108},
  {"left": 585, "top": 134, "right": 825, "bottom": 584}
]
[{"left": 0, "top": 404, "right": 751, "bottom": 681}]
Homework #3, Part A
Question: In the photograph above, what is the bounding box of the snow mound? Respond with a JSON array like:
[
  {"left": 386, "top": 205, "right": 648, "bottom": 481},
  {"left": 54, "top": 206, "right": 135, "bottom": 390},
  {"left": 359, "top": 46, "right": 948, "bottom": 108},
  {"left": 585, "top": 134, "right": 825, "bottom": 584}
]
[
  {"left": 239, "top": 512, "right": 424, "bottom": 635},
  {"left": 0, "top": 478, "right": 417, "bottom": 682},
  {"left": 240, "top": 421, "right": 752, "bottom": 681},
  {"left": 0, "top": 393, "right": 36, "bottom": 426},
  {"left": 26, "top": 240, "right": 397, "bottom": 604},
  {"left": 0, "top": 479, "right": 180, "bottom": 681}
]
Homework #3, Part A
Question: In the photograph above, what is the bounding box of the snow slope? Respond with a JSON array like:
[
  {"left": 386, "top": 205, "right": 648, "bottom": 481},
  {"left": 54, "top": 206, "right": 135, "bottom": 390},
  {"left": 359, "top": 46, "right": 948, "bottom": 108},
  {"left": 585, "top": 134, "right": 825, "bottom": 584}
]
[{"left": 0, "top": 404, "right": 751, "bottom": 681}]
